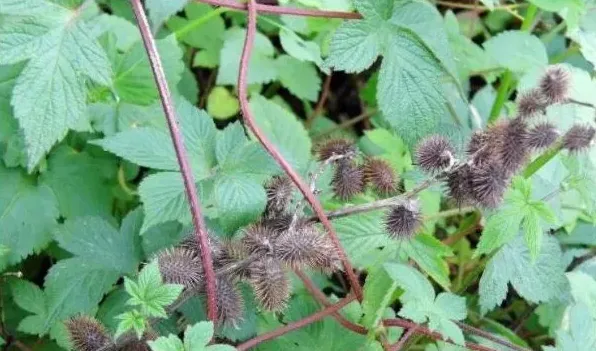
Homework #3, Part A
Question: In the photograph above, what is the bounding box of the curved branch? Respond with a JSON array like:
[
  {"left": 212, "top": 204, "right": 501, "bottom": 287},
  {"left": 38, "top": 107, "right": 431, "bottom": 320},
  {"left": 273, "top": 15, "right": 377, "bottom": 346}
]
[
  {"left": 196, "top": 0, "right": 361, "bottom": 19},
  {"left": 236, "top": 294, "right": 357, "bottom": 351},
  {"left": 237, "top": 0, "right": 363, "bottom": 300},
  {"left": 129, "top": 0, "right": 218, "bottom": 322}
]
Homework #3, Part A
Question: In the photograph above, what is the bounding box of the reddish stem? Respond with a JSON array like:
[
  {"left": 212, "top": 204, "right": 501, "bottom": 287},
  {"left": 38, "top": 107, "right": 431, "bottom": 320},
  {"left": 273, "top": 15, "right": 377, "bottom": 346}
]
[
  {"left": 236, "top": 294, "right": 357, "bottom": 350},
  {"left": 388, "top": 326, "right": 417, "bottom": 351},
  {"left": 383, "top": 320, "right": 497, "bottom": 351},
  {"left": 295, "top": 270, "right": 368, "bottom": 335},
  {"left": 455, "top": 321, "right": 530, "bottom": 351},
  {"left": 197, "top": 0, "right": 362, "bottom": 18},
  {"left": 237, "top": 0, "right": 363, "bottom": 300},
  {"left": 307, "top": 73, "right": 332, "bottom": 127},
  {"left": 129, "top": 0, "right": 218, "bottom": 322}
]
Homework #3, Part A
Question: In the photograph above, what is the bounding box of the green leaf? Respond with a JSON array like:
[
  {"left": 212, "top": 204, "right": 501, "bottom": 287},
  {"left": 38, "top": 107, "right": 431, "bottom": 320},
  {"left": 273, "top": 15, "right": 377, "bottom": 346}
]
[
  {"left": 217, "top": 27, "right": 277, "bottom": 85},
  {"left": 10, "top": 279, "right": 46, "bottom": 316},
  {"left": 214, "top": 174, "right": 266, "bottom": 232},
  {"left": 279, "top": 29, "right": 324, "bottom": 69},
  {"left": 115, "top": 310, "right": 146, "bottom": 340},
  {"left": 249, "top": 95, "right": 312, "bottom": 171},
  {"left": 149, "top": 334, "right": 184, "bottom": 351},
  {"left": 40, "top": 145, "right": 116, "bottom": 219},
  {"left": 97, "top": 289, "right": 134, "bottom": 332},
  {"left": 215, "top": 122, "right": 248, "bottom": 165},
  {"left": 361, "top": 267, "right": 398, "bottom": 329},
  {"left": 0, "top": 4, "right": 112, "bottom": 169},
  {"left": 479, "top": 235, "right": 568, "bottom": 314},
  {"left": 545, "top": 302, "right": 596, "bottom": 351},
  {"left": 126, "top": 261, "right": 183, "bottom": 318},
  {"left": 384, "top": 263, "right": 466, "bottom": 345},
  {"left": 483, "top": 30, "right": 548, "bottom": 74},
  {"left": 43, "top": 257, "right": 120, "bottom": 333},
  {"left": 0, "top": 164, "right": 58, "bottom": 270},
  {"left": 569, "top": 3, "right": 596, "bottom": 67},
  {"left": 168, "top": 3, "right": 225, "bottom": 63},
  {"left": 527, "top": 0, "right": 583, "bottom": 12},
  {"left": 207, "top": 86, "right": 240, "bottom": 120},
  {"left": 378, "top": 27, "right": 447, "bottom": 146},
  {"left": 354, "top": 0, "right": 393, "bottom": 21},
  {"left": 93, "top": 98, "right": 217, "bottom": 176},
  {"left": 184, "top": 321, "right": 213, "bottom": 350},
  {"left": 54, "top": 215, "right": 140, "bottom": 274},
  {"left": 146, "top": 0, "right": 188, "bottom": 30},
  {"left": 325, "top": 20, "right": 382, "bottom": 73},
  {"left": 276, "top": 55, "right": 321, "bottom": 101},
  {"left": 112, "top": 35, "right": 184, "bottom": 105}
]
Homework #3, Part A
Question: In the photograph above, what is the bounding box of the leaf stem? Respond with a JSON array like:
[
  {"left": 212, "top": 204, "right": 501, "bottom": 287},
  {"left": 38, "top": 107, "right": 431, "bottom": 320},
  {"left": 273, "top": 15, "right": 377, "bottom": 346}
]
[
  {"left": 313, "top": 109, "right": 378, "bottom": 138},
  {"left": 522, "top": 141, "right": 563, "bottom": 179},
  {"left": 129, "top": 0, "right": 218, "bottom": 322},
  {"left": 236, "top": 0, "right": 363, "bottom": 300},
  {"left": 455, "top": 321, "right": 530, "bottom": 351},
  {"left": 487, "top": 3, "right": 539, "bottom": 123},
  {"left": 174, "top": 6, "right": 228, "bottom": 38},
  {"left": 306, "top": 73, "right": 333, "bottom": 128}
]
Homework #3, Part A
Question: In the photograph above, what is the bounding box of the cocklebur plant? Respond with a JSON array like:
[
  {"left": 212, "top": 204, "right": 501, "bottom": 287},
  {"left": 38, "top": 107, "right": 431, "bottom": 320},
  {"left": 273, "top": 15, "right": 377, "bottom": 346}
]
[{"left": 4, "top": 1, "right": 596, "bottom": 351}]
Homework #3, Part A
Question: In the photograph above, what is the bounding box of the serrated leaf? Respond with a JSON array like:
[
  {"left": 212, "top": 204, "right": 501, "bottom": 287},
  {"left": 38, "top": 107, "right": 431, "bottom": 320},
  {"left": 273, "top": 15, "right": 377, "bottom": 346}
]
[
  {"left": 276, "top": 55, "right": 322, "bottom": 101},
  {"left": 149, "top": 334, "right": 184, "bottom": 351},
  {"left": 479, "top": 235, "right": 568, "bottom": 314},
  {"left": 0, "top": 5, "right": 112, "bottom": 169},
  {"left": 53, "top": 215, "right": 140, "bottom": 274},
  {"left": 43, "top": 257, "right": 120, "bottom": 333},
  {"left": 545, "top": 302, "right": 596, "bottom": 351},
  {"left": 361, "top": 267, "right": 398, "bottom": 329},
  {"left": 378, "top": 27, "right": 447, "bottom": 146},
  {"left": 97, "top": 289, "right": 134, "bottom": 332},
  {"left": 248, "top": 95, "right": 312, "bottom": 171},
  {"left": 10, "top": 279, "right": 46, "bottom": 316},
  {"left": 569, "top": 3, "right": 596, "bottom": 67},
  {"left": 184, "top": 321, "right": 213, "bottom": 350},
  {"left": 127, "top": 261, "right": 183, "bottom": 318},
  {"left": 354, "top": 0, "right": 393, "bottom": 21},
  {"left": 0, "top": 164, "right": 58, "bottom": 270},
  {"left": 40, "top": 145, "right": 116, "bottom": 219},
  {"left": 483, "top": 30, "right": 548, "bottom": 74},
  {"left": 146, "top": 0, "right": 188, "bottom": 30},
  {"left": 115, "top": 310, "right": 146, "bottom": 340},
  {"left": 279, "top": 29, "right": 324, "bottom": 69},
  {"left": 326, "top": 20, "right": 382, "bottom": 73},
  {"left": 217, "top": 27, "right": 277, "bottom": 85},
  {"left": 214, "top": 174, "right": 266, "bottom": 232},
  {"left": 215, "top": 122, "right": 248, "bottom": 164},
  {"left": 384, "top": 263, "right": 466, "bottom": 345}
]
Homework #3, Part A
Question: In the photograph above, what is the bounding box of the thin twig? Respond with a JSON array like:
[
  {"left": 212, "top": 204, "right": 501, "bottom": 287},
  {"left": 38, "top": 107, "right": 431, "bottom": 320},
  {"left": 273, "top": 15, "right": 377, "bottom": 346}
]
[
  {"left": 237, "top": 0, "right": 363, "bottom": 300},
  {"left": 388, "top": 326, "right": 417, "bottom": 351},
  {"left": 196, "top": 0, "right": 361, "bottom": 18},
  {"left": 294, "top": 270, "right": 368, "bottom": 335},
  {"left": 455, "top": 321, "right": 531, "bottom": 351},
  {"left": 382, "top": 320, "right": 497, "bottom": 351},
  {"left": 433, "top": 0, "right": 525, "bottom": 11},
  {"left": 129, "top": 0, "right": 218, "bottom": 322},
  {"left": 313, "top": 109, "right": 378, "bottom": 138},
  {"left": 307, "top": 73, "right": 333, "bottom": 127},
  {"left": 236, "top": 294, "right": 357, "bottom": 350},
  {"left": 567, "top": 98, "right": 596, "bottom": 109}
]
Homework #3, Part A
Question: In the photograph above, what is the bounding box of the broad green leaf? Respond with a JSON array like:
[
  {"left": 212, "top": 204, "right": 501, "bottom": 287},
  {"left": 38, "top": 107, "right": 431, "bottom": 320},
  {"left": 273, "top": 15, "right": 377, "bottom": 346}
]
[
  {"left": 214, "top": 174, "right": 266, "bottom": 232},
  {"left": 219, "top": 142, "right": 278, "bottom": 181},
  {"left": 184, "top": 321, "right": 213, "bottom": 350},
  {"left": 361, "top": 267, "right": 398, "bottom": 329},
  {"left": 112, "top": 35, "right": 184, "bottom": 105},
  {"left": 249, "top": 95, "right": 312, "bottom": 170},
  {"left": 146, "top": 0, "right": 188, "bottom": 30},
  {"left": 43, "top": 257, "right": 120, "bottom": 332},
  {"left": 168, "top": 3, "right": 225, "bottom": 68},
  {"left": 326, "top": 20, "right": 382, "bottom": 73},
  {"left": 215, "top": 122, "right": 248, "bottom": 165},
  {"left": 378, "top": 27, "right": 447, "bottom": 146},
  {"left": 527, "top": 0, "right": 583, "bottom": 12},
  {"left": 354, "top": 0, "right": 394, "bottom": 21},
  {"left": 279, "top": 29, "right": 324, "bottom": 68},
  {"left": 568, "top": 3, "right": 596, "bottom": 67},
  {"left": 0, "top": 164, "right": 58, "bottom": 270},
  {"left": 97, "top": 289, "right": 134, "bottom": 332},
  {"left": 40, "top": 145, "right": 116, "bottom": 219},
  {"left": 276, "top": 55, "right": 321, "bottom": 102},
  {"left": 217, "top": 28, "right": 277, "bottom": 85},
  {"left": 207, "top": 87, "right": 240, "bottom": 120},
  {"left": 479, "top": 235, "right": 568, "bottom": 314},
  {"left": 53, "top": 216, "right": 140, "bottom": 274},
  {"left": 149, "top": 334, "right": 184, "bottom": 351},
  {"left": 0, "top": 4, "right": 111, "bottom": 169},
  {"left": 544, "top": 303, "right": 596, "bottom": 351},
  {"left": 483, "top": 31, "right": 548, "bottom": 74},
  {"left": 384, "top": 263, "right": 466, "bottom": 345},
  {"left": 401, "top": 234, "right": 453, "bottom": 290},
  {"left": 115, "top": 310, "right": 146, "bottom": 340},
  {"left": 10, "top": 279, "right": 46, "bottom": 316}
]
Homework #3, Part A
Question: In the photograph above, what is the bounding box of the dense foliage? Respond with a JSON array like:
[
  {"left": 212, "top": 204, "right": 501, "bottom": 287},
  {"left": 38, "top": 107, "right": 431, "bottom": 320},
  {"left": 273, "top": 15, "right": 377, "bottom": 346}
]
[{"left": 1, "top": 0, "right": 596, "bottom": 350}]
